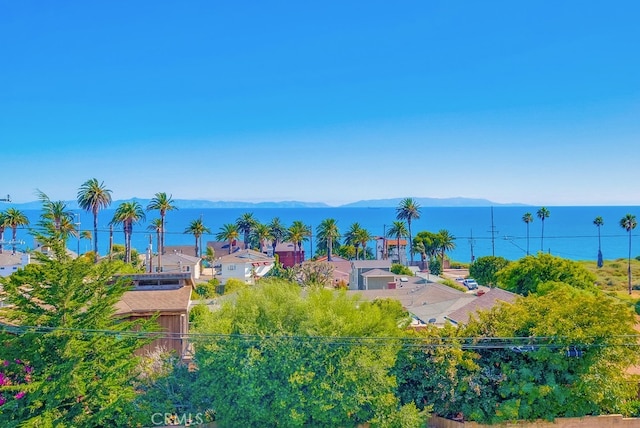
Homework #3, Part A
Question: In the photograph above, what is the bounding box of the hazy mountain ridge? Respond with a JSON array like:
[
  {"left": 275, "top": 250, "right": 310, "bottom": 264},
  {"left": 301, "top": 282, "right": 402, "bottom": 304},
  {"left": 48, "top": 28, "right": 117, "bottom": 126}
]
[{"left": 4, "top": 196, "right": 525, "bottom": 210}]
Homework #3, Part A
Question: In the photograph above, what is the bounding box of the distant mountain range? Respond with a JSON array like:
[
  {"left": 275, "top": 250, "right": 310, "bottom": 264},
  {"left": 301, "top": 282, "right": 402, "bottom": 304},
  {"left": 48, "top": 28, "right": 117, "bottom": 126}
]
[{"left": 5, "top": 197, "right": 527, "bottom": 210}]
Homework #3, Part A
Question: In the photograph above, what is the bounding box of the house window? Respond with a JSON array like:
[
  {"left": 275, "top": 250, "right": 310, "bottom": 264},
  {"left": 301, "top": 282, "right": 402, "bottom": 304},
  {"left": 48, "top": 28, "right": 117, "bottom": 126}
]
[{"left": 228, "top": 265, "right": 236, "bottom": 271}]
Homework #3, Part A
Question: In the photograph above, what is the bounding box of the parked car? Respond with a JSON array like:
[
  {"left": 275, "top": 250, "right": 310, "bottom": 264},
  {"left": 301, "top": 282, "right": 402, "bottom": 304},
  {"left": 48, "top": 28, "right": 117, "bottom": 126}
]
[{"left": 463, "top": 278, "right": 479, "bottom": 290}]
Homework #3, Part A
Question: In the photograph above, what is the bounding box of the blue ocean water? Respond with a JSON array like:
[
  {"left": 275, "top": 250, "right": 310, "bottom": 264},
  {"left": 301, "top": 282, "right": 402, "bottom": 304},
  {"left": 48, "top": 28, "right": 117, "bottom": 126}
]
[{"left": 8, "top": 206, "right": 640, "bottom": 263}]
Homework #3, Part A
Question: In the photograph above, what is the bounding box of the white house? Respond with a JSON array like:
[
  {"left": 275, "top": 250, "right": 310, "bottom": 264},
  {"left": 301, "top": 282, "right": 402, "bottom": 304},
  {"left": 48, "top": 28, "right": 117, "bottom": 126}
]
[
  {"left": 148, "top": 252, "right": 202, "bottom": 280},
  {"left": 216, "top": 249, "right": 275, "bottom": 285},
  {"left": 0, "top": 252, "right": 30, "bottom": 278},
  {"left": 349, "top": 259, "right": 392, "bottom": 290}
]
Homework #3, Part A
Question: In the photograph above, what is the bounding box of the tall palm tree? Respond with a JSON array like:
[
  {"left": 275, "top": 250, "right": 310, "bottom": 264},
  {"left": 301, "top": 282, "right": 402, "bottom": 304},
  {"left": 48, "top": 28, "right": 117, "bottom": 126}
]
[
  {"left": 355, "top": 226, "right": 372, "bottom": 260},
  {"left": 216, "top": 223, "right": 240, "bottom": 254},
  {"left": 35, "top": 190, "right": 77, "bottom": 253},
  {"left": 77, "top": 178, "right": 112, "bottom": 262},
  {"left": 111, "top": 201, "right": 145, "bottom": 263},
  {"left": 268, "top": 217, "right": 287, "bottom": 257},
  {"left": 396, "top": 198, "right": 421, "bottom": 265},
  {"left": 316, "top": 218, "right": 340, "bottom": 261},
  {"left": 593, "top": 216, "right": 604, "bottom": 268},
  {"left": 147, "top": 218, "right": 163, "bottom": 270},
  {"left": 80, "top": 230, "right": 92, "bottom": 254},
  {"left": 436, "top": 229, "right": 456, "bottom": 270},
  {"left": 620, "top": 214, "right": 637, "bottom": 295},
  {"left": 288, "top": 220, "right": 311, "bottom": 265},
  {"left": 522, "top": 212, "right": 533, "bottom": 256},
  {"left": 4, "top": 208, "right": 29, "bottom": 255},
  {"left": 185, "top": 218, "right": 211, "bottom": 258},
  {"left": 536, "top": 207, "right": 550, "bottom": 252},
  {"left": 236, "top": 212, "right": 257, "bottom": 250},
  {"left": 251, "top": 222, "right": 271, "bottom": 253},
  {"left": 146, "top": 192, "right": 177, "bottom": 256},
  {"left": 344, "top": 222, "right": 364, "bottom": 260},
  {"left": 0, "top": 211, "right": 6, "bottom": 254},
  {"left": 386, "top": 221, "right": 408, "bottom": 265}
]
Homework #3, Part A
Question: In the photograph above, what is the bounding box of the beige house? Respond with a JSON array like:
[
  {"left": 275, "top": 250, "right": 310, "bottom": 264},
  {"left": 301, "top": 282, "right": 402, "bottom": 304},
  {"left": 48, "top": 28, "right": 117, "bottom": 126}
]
[
  {"left": 349, "top": 259, "right": 392, "bottom": 290},
  {"left": 0, "top": 252, "right": 30, "bottom": 278},
  {"left": 148, "top": 251, "right": 202, "bottom": 279}
]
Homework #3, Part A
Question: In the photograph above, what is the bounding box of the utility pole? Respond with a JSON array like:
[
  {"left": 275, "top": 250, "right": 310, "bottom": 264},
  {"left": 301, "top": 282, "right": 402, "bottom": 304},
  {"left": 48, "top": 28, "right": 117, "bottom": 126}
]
[
  {"left": 75, "top": 213, "right": 81, "bottom": 257},
  {"left": 488, "top": 207, "right": 499, "bottom": 257},
  {"left": 468, "top": 229, "right": 476, "bottom": 263}
]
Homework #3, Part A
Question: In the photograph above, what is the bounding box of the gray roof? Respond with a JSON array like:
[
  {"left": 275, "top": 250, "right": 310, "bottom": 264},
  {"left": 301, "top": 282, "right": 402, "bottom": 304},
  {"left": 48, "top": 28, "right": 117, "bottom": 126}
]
[{"left": 351, "top": 259, "right": 392, "bottom": 269}]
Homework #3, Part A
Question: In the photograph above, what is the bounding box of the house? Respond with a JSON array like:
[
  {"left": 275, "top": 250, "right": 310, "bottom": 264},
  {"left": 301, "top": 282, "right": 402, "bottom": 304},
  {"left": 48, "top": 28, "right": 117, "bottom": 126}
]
[
  {"left": 206, "top": 240, "right": 244, "bottom": 257},
  {"left": 273, "top": 241, "right": 304, "bottom": 267},
  {"left": 313, "top": 255, "right": 351, "bottom": 287},
  {"left": 215, "top": 249, "right": 275, "bottom": 285},
  {"left": 349, "top": 259, "right": 392, "bottom": 290},
  {"left": 444, "top": 287, "right": 518, "bottom": 325},
  {"left": 147, "top": 251, "right": 202, "bottom": 279},
  {"left": 360, "top": 268, "right": 397, "bottom": 290},
  {"left": 114, "top": 272, "right": 194, "bottom": 359},
  {"left": 375, "top": 237, "right": 407, "bottom": 265},
  {"left": 0, "top": 252, "right": 30, "bottom": 278}
]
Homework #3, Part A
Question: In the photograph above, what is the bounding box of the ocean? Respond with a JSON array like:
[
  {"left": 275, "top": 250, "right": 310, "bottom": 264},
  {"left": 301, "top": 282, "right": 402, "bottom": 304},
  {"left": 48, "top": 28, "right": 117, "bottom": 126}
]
[{"left": 7, "top": 206, "right": 640, "bottom": 263}]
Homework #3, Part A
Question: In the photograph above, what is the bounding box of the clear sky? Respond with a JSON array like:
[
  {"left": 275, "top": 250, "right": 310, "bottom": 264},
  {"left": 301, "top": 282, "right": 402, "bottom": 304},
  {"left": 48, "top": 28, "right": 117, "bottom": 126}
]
[{"left": 1, "top": 1, "right": 639, "bottom": 206}]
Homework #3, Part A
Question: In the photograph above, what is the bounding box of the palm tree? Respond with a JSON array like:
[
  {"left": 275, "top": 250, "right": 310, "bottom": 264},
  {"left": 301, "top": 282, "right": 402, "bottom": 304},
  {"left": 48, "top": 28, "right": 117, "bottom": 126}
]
[
  {"left": 288, "top": 220, "right": 311, "bottom": 265},
  {"left": 77, "top": 178, "right": 112, "bottom": 262},
  {"left": 396, "top": 198, "right": 421, "bottom": 265},
  {"left": 522, "top": 212, "right": 533, "bottom": 256},
  {"left": 146, "top": 192, "right": 177, "bottom": 256},
  {"left": 80, "top": 230, "right": 92, "bottom": 254},
  {"left": 620, "top": 214, "right": 637, "bottom": 295},
  {"left": 386, "top": 221, "right": 408, "bottom": 265},
  {"left": 268, "top": 217, "right": 287, "bottom": 257},
  {"left": 111, "top": 201, "right": 145, "bottom": 263},
  {"left": 436, "top": 229, "right": 456, "bottom": 270},
  {"left": 185, "top": 218, "right": 211, "bottom": 258},
  {"left": 536, "top": 207, "right": 550, "bottom": 252},
  {"left": 147, "top": 218, "right": 163, "bottom": 270},
  {"left": 236, "top": 212, "right": 257, "bottom": 250},
  {"left": 250, "top": 222, "right": 271, "bottom": 253},
  {"left": 344, "top": 222, "right": 364, "bottom": 260},
  {"left": 355, "top": 226, "right": 372, "bottom": 260},
  {"left": 0, "top": 211, "right": 6, "bottom": 254},
  {"left": 4, "top": 208, "right": 29, "bottom": 255},
  {"left": 316, "top": 218, "right": 340, "bottom": 261},
  {"left": 216, "top": 223, "right": 240, "bottom": 254},
  {"left": 593, "top": 216, "right": 604, "bottom": 268},
  {"left": 35, "top": 190, "right": 77, "bottom": 252}
]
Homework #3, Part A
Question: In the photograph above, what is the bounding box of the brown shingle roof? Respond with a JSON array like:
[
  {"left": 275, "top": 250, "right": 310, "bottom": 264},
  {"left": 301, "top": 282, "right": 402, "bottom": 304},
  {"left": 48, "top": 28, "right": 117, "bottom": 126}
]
[{"left": 114, "top": 286, "right": 192, "bottom": 315}]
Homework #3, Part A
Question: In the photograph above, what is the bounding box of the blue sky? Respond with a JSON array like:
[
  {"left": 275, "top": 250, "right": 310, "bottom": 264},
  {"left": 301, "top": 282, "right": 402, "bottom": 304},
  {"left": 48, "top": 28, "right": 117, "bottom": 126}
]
[{"left": 1, "top": 1, "right": 639, "bottom": 206}]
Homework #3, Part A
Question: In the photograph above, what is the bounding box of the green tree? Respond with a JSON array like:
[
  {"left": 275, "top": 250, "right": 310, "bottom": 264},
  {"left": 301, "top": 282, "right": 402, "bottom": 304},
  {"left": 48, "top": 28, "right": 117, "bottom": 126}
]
[
  {"left": 413, "top": 231, "right": 440, "bottom": 273},
  {"left": 468, "top": 256, "right": 510, "bottom": 287},
  {"left": 620, "top": 214, "right": 637, "bottom": 295},
  {"left": 216, "top": 223, "right": 240, "bottom": 254},
  {"left": 185, "top": 218, "right": 211, "bottom": 258},
  {"left": 522, "top": 212, "right": 533, "bottom": 256},
  {"left": 3, "top": 208, "right": 29, "bottom": 255},
  {"left": 343, "top": 222, "right": 364, "bottom": 260},
  {"left": 250, "top": 222, "right": 271, "bottom": 253},
  {"left": 496, "top": 253, "right": 597, "bottom": 296},
  {"left": 435, "top": 229, "right": 456, "bottom": 270},
  {"left": 111, "top": 201, "right": 146, "bottom": 264},
  {"left": 32, "top": 191, "right": 77, "bottom": 260},
  {"left": 386, "top": 221, "right": 408, "bottom": 265},
  {"left": 462, "top": 283, "right": 640, "bottom": 422},
  {"left": 0, "top": 257, "right": 155, "bottom": 426},
  {"left": 316, "top": 218, "right": 340, "bottom": 262},
  {"left": 268, "top": 217, "right": 287, "bottom": 258},
  {"left": 236, "top": 212, "right": 257, "bottom": 250},
  {"left": 536, "top": 207, "right": 550, "bottom": 252},
  {"left": 77, "top": 178, "right": 112, "bottom": 263},
  {"left": 288, "top": 220, "right": 311, "bottom": 265},
  {"left": 146, "top": 192, "right": 177, "bottom": 256},
  {"left": 593, "top": 216, "right": 604, "bottom": 268},
  {"left": 191, "top": 280, "right": 423, "bottom": 426},
  {"left": 396, "top": 198, "right": 421, "bottom": 265},
  {"left": 0, "top": 211, "right": 6, "bottom": 254}
]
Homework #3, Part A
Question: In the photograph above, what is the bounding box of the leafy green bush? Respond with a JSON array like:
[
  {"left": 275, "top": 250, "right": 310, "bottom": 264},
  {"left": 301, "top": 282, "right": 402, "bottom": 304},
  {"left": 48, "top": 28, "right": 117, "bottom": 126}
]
[
  {"left": 195, "top": 278, "right": 219, "bottom": 299},
  {"left": 391, "top": 264, "right": 413, "bottom": 276}
]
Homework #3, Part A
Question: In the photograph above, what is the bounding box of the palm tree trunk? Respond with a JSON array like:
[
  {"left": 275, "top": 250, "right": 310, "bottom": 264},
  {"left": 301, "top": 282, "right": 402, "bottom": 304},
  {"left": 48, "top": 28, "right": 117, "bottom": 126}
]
[
  {"left": 93, "top": 210, "right": 99, "bottom": 263},
  {"left": 628, "top": 231, "right": 632, "bottom": 295},
  {"left": 109, "top": 224, "right": 113, "bottom": 261}
]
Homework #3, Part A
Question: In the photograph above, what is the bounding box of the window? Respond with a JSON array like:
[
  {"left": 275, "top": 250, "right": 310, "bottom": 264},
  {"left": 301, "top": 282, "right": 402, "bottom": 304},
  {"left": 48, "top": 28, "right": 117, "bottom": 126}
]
[{"left": 228, "top": 265, "right": 236, "bottom": 271}]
